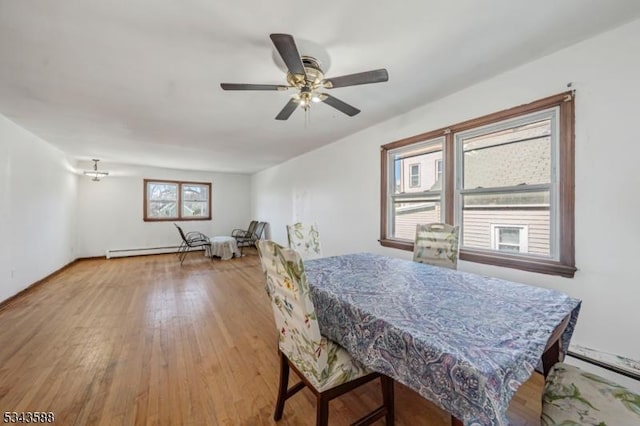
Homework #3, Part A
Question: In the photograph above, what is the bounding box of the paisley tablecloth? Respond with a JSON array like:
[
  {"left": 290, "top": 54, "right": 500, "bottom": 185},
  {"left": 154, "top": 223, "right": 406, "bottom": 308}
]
[{"left": 305, "top": 253, "right": 581, "bottom": 426}]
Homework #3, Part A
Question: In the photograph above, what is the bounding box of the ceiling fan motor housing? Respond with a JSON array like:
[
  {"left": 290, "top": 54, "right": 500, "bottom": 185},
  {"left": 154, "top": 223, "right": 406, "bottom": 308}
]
[{"left": 287, "top": 56, "right": 324, "bottom": 87}]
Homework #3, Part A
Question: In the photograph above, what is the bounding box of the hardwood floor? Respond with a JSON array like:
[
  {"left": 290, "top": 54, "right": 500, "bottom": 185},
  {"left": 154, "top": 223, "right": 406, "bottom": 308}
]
[{"left": 0, "top": 251, "right": 544, "bottom": 425}]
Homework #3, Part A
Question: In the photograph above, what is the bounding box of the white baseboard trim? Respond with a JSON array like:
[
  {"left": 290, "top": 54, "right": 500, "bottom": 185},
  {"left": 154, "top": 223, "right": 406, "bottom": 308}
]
[
  {"left": 106, "top": 245, "right": 185, "bottom": 259},
  {"left": 568, "top": 344, "right": 640, "bottom": 381}
]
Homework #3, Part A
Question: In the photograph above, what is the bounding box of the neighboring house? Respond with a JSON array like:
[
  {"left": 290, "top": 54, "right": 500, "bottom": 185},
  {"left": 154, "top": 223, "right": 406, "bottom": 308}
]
[{"left": 395, "top": 121, "right": 550, "bottom": 255}]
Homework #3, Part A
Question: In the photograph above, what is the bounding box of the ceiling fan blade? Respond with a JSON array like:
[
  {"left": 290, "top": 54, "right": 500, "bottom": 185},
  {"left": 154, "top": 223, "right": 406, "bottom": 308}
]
[
  {"left": 275, "top": 98, "right": 299, "bottom": 120},
  {"left": 323, "top": 69, "right": 388, "bottom": 89},
  {"left": 321, "top": 94, "right": 360, "bottom": 117},
  {"left": 270, "top": 34, "right": 307, "bottom": 78},
  {"left": 220, "top": 83, "right": 288, "bottom": 91}
]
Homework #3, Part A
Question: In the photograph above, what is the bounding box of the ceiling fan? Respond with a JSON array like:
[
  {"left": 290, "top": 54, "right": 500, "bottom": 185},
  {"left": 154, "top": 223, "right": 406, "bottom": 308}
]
[{"left": 220, "top": 34, "right": 389, "bottom": 120}]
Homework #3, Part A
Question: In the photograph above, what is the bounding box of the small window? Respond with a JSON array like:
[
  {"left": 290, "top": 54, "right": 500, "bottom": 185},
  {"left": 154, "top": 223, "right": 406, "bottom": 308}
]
[
  {"left": 491, "top": 225, "right": 529, "bottom": 253},
  {"left": 409, "top": 164, "right": 421, "bottom": 188},
  {"left": 435, "top": 159, "right": 443, "bottom": 183},
  {"left": 144, "top": 179, "right": 211, "bottom": 221}
]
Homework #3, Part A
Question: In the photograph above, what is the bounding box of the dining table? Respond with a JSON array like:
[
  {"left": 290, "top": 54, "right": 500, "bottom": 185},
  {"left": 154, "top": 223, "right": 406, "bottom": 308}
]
[{"left": 304, "top": 252, "right": 581, "bottom": 426}]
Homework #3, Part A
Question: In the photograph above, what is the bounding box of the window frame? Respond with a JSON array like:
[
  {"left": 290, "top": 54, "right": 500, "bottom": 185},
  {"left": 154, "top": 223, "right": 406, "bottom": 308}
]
[
  {"left": 380, "top": 91, "right": 576, "bottom": 277},
  {"left": 143, "top": 179, "right": 212, "bottom": 222}
]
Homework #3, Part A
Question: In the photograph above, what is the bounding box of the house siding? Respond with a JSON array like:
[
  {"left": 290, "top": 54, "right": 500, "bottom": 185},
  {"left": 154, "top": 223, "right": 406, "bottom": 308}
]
[
  {"left": 394, "top": 207, "right": 549, "bottom": 255},
  {"left": 394, "top": 205, "right": 442, "bottom": 240},
  {"left": 463, "top": 208, "right": 550, "bottom": 255}
]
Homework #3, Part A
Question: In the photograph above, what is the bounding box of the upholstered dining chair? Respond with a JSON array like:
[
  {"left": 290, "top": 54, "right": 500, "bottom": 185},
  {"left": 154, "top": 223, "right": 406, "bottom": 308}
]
[
  {"left": 542, "top": 362, "right": 640, "bottom": 425},
  {"left": 256, "top": 240, "right": 394, "bottom": 426},
  {"left": 286, "top": 222, "right": 322, "bottom": 260},
  {"left": 413, "top": 223, "right": 460, "bottom": 269}
]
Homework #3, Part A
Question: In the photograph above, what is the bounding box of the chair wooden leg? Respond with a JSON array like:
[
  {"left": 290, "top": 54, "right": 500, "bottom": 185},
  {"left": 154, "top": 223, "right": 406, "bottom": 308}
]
[
  {"left": 451, "top": 415, "right": 464, "bottom": 426},
  {"left": 316, "top": 394, "right": 329, "bottom": 426},
  {"left": 381, "top": 376, "right": 394, "bottom": 425},
  {"left": 274, "top": 352, "right": 290, "bottom": 421}
]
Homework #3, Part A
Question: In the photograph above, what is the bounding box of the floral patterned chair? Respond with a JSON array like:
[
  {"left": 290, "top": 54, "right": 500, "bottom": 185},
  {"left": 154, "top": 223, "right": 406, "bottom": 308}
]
[
  {"left": 286, "top": 222, "right": 323, "bottom": 260},
  {"left": 413, "top": 223, "right": 460, "bottom": 269},
  {"left": 542, "top": 362, "right": 640, "bottom": 425},
  {"left": 257, "top": 240, "right": 394, "bottom": 426}
]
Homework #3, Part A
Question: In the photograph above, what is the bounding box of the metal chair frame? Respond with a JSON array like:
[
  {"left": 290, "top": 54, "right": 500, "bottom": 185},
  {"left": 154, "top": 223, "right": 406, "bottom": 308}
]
[
  {"left": 235, "top": 221, "right": 267, "bottom": 255},
  {"left": 174, "top": 224, "right": 211, "bottom": 265}
]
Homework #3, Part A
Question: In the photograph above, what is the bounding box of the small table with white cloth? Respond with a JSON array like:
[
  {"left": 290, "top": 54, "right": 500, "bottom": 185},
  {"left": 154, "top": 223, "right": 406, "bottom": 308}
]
[{"left": 208, "top": 236, "right": 241, "bottom": 260}]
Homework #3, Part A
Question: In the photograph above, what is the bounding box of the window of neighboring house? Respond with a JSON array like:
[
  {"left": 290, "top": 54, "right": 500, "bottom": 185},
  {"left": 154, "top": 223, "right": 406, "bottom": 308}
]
[
  {"left": 435, "top": 159, "right": 443, "bottom": 183},
  {"left": 491, "top": 225, "right": 529, "bottom": 253},
  {"left": 144, "top": 179, "right": 211, "bottom": 221},
  {"left": 409, "top": 164, "right": 421, "bottom": 187},
  {"left": 380, "top": 92, "right": 575, "bottom": 277}
]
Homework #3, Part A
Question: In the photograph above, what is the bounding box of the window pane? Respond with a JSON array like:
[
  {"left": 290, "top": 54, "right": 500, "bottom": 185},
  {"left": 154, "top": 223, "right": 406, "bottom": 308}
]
[
  {"left": 148, "top": 201, "right": 177, "bottom": 218},
  {"left": 182, "top": 201, "right": 208, "bottom": 217},
  {"left": 392, "top": 144, "right": 443, "bottom": 194},
  {"left": 462, "top": 191, "right": 549, "bottom": 256},
  {"left": 391, "top": 200, "right": 442, "bottom": 240},
  {"left": 499, "top": 228, "right": 521, "bottom": 244},
  {"left": 498, "top": 244, "right": 520, "bottom": 253},
  {"left": 409, "top": 164, "right": 420, "bottom": 187},
  {"left": 182, "top": 184, "right": 208, "bottom": 201},
  {"left": 148, "top": 183, "right": 178, "bottom": 201},
  {"left": 462, "top": 119, "right": 551, "bottom": 189}
]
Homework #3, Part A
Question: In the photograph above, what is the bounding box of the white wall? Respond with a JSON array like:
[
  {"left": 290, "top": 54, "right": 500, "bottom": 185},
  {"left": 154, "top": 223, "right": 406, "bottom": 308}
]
[
  {"left": 252, "top": 19, "right": 640, "bottom": 363},
  {"left": 0, "top": 117, "right": 252, "bottom": 299},
  {"left": 0, "top": 115, "right": 77, "bottom": 303},
  {"left": 76, "top": 162, "right": 251, "bottom": 257}
]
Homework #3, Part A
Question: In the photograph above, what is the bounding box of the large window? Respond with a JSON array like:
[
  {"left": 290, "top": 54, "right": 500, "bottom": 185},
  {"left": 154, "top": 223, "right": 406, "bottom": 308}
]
[
  {"left": 144, "top": 179, "right": 211, "bottom": 221},
  {"left": 380, "top": 92, "right": 575, "bottom": 277}
]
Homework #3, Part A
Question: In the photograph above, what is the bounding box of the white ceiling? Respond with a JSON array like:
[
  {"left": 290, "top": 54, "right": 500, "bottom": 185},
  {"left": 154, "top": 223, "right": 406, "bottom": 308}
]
[{"left": 1, "top": 1, "right": 639, "bottom": 174}]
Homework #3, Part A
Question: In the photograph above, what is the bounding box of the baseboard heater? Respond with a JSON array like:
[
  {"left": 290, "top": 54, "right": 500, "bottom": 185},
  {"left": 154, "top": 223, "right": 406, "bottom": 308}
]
[
  {"left": 106, "top": 245, "right": 199, "bottom": 259},
  {"left": 567, "top": 345, "right": 640, "bottom": 381}
]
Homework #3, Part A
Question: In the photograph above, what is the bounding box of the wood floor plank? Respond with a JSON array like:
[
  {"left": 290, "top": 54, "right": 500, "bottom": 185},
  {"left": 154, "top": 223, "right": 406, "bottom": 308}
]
[{"left": 0, "top": 252, "right": 544, "bottom": 425}]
